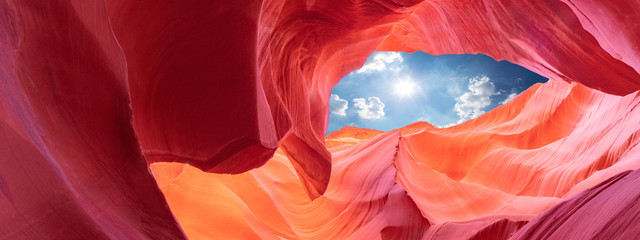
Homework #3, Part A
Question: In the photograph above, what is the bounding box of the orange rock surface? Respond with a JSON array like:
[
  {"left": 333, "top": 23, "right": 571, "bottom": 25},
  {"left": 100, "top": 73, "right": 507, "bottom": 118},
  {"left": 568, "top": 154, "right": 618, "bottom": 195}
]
[{"left": 151, "top": 79, "right": 640, "bottom": 239}]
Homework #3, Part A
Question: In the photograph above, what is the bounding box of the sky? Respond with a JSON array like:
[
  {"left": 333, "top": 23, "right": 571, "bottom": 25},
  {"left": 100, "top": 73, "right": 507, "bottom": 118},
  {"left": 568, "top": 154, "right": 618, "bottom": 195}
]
[{"left": 327, "top": 51, "right": 548, "bottom": 134}]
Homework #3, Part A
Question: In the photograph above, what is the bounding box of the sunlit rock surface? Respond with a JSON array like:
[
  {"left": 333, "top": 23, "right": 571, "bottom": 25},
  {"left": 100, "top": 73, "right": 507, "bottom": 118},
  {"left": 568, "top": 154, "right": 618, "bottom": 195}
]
[
  {"left": 152, "top": 80, "right": 640, "bottom": 239},
  {"left": 1, "top": 0, "right": 640, "bottom": 239}
]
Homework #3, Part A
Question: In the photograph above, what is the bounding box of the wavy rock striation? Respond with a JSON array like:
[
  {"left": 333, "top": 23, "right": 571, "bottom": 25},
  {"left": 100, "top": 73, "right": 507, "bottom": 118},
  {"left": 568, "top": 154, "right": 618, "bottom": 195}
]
[
  {"left": 512, "top": 169, "right": 640, "bottom": 240},
  {"left": 0, "top": 0, "right": 185, "bottom": 238},
  {"left": 1, "top": 0, "right": 640, "bottom": 239},
  {"left": 152, "top": 79, "right": 640, "bottom": 239}
]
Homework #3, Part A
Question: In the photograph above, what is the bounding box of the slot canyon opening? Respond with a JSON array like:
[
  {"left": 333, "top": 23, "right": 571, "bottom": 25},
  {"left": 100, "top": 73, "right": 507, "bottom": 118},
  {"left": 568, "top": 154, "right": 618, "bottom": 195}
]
[
  {"left": 5, "top": 1, "right": 640, "bottom": 239},
  {"left": 327, "top": 51, "right": 548, "bottom": 134}
]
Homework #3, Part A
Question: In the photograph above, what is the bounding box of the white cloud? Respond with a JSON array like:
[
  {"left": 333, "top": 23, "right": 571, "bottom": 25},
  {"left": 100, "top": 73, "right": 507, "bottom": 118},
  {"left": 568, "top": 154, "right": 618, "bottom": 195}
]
[
  {"left": 329, "top": 94, "right": 348, "bottom": 117},
  {"left": 353, "top": 97, "right": 385, "bottom": 119},
  {"left": 355, "top": 52, "right": 403, "bottom": 74},
  {"left": 454, "top": 75, "right": 499, "bottom": 122},
  {"left": 500, "top": 92, "right": 518, "bottom": 105},
  {"left": 374, "top": 52, "right": 403, "bottom": 63}
]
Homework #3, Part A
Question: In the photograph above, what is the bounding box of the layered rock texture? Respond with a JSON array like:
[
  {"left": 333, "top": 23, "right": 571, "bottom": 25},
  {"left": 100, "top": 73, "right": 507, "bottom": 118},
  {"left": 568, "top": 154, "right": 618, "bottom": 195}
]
[{"left": 1, "top": 0, "right": 640, "bottom": 239}]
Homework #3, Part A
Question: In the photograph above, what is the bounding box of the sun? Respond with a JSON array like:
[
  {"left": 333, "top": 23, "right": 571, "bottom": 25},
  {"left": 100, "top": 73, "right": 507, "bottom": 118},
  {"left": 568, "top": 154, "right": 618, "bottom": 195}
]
[{"left": 393, "top": 80, "right": 417, "bottom": 98}]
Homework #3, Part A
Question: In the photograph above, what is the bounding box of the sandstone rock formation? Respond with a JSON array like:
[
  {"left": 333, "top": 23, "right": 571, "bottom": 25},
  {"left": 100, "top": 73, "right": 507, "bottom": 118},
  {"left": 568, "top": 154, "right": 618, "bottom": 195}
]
[
  {"left": 1, "top": 0, "right": 639, "bottom": 239},
  {"left": 152, "top": 79, "right": 640, "bottom": 239}
]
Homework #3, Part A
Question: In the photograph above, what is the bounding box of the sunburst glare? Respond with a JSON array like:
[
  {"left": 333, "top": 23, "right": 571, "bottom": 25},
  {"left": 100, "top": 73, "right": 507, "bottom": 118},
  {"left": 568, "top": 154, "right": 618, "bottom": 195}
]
[{"left": 393, "top": 79, "right": 418, "bottom": 99}]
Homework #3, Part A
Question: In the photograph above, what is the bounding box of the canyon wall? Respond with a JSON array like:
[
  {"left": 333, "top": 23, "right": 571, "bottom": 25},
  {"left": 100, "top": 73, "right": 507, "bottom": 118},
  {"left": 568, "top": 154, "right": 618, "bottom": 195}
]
[
  {"left": 153, "top": 79, "right": 640, "bottom": 239},
  {"left": 1, "top": 0, "right": 639, "bottom": 239}
]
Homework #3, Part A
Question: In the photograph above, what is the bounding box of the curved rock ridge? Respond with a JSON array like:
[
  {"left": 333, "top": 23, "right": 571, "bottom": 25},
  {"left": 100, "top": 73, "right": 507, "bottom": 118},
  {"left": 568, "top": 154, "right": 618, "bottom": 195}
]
[
  {"left": 2, "top": 0, "right": 640, "bottom": 239},
  {"left": 325, "top": 126, "right": 384, "bottom": 148},
  {"left": 151, "top": 79, "right": 640, "bottom": 239},
  {"left": 396, "top": 80, "right": 640, "bottom": 224},
  {"left": 104, "top": 0, "right": 640, "bottom": 199},
  {"left": 0, "top": 0, "right": 185, "bottom": 239},
  {"left": 510, "top": 168, "right": 640, "bottom": 240},
  {"left": 151, "top": 130, "right": 430, "bottom": 239}
]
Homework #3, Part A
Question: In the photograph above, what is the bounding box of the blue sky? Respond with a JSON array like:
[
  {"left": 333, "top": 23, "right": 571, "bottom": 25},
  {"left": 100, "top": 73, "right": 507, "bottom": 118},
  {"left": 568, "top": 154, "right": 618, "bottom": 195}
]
[{"left": 327, "top": 51, "right": 548, "bottom": 134}]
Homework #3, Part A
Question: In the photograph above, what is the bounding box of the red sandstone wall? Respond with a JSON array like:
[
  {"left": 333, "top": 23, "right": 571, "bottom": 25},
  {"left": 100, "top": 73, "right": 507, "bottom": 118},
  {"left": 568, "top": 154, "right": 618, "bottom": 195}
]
[{"left": 1, "top": 0, "right": 640, "bottom": 239}]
